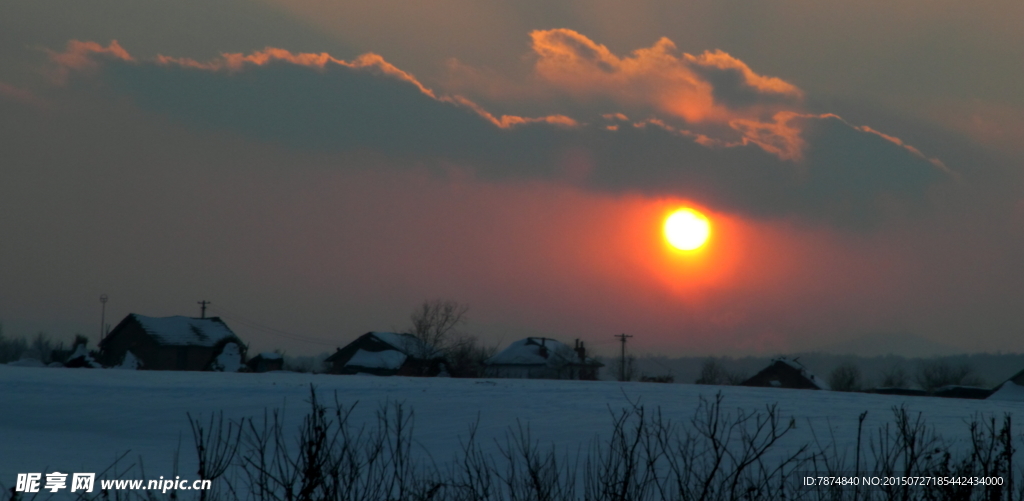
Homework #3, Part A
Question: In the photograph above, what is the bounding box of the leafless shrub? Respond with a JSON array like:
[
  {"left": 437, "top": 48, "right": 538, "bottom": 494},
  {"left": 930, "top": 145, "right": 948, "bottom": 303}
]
[
  {"left": 0, "top": 323, "right": 29, "bottom": 363},
  {"left": 496, "top": 421, "right": 577, "bottom": 501},
  {"left": 42, "top": 387, "right": 1024, "bottom": 501},
  {"left": 695, "top": 358, "right": 728, "bottom": 385},
  {"left": 915, "top": 360, "right": 981, "bottom": 392},
  {"left": 829, "top": 362, "right": 863, "bottom": 392},
  {"left": 444, "top": 336, "right": 498, "bottom": 378},
  {"left": 880, "top": 363, "right": 909, "bottom": 388},
  {"left": 187, "top": 411, "right": 242, "bottom": 501},
  {"left": 724, "top": 371, "right": 749, "bottom": 386}
]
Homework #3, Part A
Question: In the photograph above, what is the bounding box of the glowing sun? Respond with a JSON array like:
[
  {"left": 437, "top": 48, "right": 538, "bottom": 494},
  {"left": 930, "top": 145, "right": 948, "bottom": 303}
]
[{"left": 664, "top": 208, "right": 711, "bottom": 251}]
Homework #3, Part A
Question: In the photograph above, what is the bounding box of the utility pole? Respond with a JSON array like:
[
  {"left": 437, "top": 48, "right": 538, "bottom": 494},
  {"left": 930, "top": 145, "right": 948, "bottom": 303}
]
[
  {"left": 197, "top": 300, "right": 210, "bottom": 319},
  {"left": 615, "top": 333, "right": 633, "bottom": 382}
]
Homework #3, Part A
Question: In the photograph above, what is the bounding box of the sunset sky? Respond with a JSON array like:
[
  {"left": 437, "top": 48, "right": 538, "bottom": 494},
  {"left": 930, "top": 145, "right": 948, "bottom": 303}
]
[{"left": 2, "top": 0, "right": 1023, "bottom": 357}]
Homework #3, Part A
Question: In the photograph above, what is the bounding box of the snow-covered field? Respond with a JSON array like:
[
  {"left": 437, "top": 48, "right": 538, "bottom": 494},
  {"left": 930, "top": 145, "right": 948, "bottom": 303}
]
[{"left": 3, "top": 364, "right": 1023, "bottom": 488}]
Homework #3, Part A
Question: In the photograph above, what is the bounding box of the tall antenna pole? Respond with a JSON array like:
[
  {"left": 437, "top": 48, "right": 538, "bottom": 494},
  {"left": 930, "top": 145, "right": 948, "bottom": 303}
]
[
  {"left": 198, "top": 300, "right": 210, "bottom": 319},
  {"left": 614, "top": 333, "right": 633, "bottom": 381},
  {"left": 99, "top": 294, "right": 108, "bottom": 341}
]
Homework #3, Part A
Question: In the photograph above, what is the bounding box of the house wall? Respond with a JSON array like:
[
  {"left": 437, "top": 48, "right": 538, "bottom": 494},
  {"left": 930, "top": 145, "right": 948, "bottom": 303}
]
[{"left": 98, "top": 323, "right": 159, "bottom": 368}]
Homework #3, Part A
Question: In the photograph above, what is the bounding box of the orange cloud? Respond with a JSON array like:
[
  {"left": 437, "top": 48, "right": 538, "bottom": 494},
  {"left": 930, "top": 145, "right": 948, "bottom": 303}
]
[
  {"left": 686, "top": 50, "right": 802, "bottom": 98},
  {"left": 521, "top": 30, "right": 952, "bottom": 164},
  {"left": 729, "top": 111, "right": 806, "bottom": 161},
  {"left": 47, "top": 40, "right": 133, "bottom": 84},
  {"left": 531, "top": 30, "right": 716, "bottom": 122},
  {"left": 528, "top": 29, "right": 801, "bottom": 122},
  {"left": 454, "top": 29, "right": 809, "bottom": 159}
]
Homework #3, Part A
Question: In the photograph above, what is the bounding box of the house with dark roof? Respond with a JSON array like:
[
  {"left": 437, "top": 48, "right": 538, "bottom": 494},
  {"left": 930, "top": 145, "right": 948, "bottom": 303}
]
[
  {"left": 97, "top": 314, "right": 246, "bottom": 371},
  {"left": 324, "top": 332, "right": 443, "bottom": 376},
  {"left": 483, "top": 337, "right": 602, "bottom": 380},
  {"left": 739, "top": 357, "right": 829, "bottom": 390}
]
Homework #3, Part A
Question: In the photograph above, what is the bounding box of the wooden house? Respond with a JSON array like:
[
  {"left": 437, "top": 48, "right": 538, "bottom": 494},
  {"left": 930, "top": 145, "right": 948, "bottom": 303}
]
[
  {"left": 739, "top": 357, "right": 829, "bottom": 390},
  {"left": 483, "top": 337, "right": 602, "bottom": 380},
  {"left": 324, "top": 332, "right": 442, "bottom": 376},
  {"left": 97, "top": 314, "right": 246, "bottom": 371}
]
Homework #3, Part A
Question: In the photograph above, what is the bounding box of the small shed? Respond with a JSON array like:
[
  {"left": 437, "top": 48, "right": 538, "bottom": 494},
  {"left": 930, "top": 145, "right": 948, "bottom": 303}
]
[
  {"left": 98, "top": 314, "right": 246, "bottom": 371},
  {"left": 483, "top": 337, "right": 602, "bottom": 380},
  {"left": 324, "top": 332, "right": 442, "bottom": 376},
  {"left": 247, "top": 352, "right": 284, "bottom": 373},
  {"left": 740, "top": 358, "right": 829, "bottom": 390}
]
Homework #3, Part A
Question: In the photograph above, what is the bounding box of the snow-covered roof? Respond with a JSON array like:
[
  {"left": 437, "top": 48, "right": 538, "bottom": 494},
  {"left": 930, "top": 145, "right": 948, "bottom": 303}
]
[
  {"left": 346, "top": 349, "right": 407, "bottom": 370},
  {"left": 130, "top": 314, "right": 239, "bottom": 347},
  {"left": 989, "top": 381, "right": 1024, "bottom": 401},
  {"left": 485, "top": 337, "right": 597, "bottom": 367}
]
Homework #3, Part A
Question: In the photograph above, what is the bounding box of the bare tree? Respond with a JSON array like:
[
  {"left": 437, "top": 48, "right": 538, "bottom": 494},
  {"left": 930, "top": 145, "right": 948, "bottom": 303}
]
[
  {"left": 915, "top": 359, "right": 981, "bottom": 392},
  {"left": 696, "top": 357, "right": 747, "bottom": 386},
  {"left": 828, "top": 362, "right": 863, "bottom": 392},
  {"left": 408, "top": 299, "right": 469, "bottom": 359},
  {"left": 695, "top": 357, "right": 727, "bottom": 385},
  {"left": 724, "top": 370, "right": 749, "bottom": 385},
  {"left": 880, "top": 362, "right": 908, "bottom": 388},
  {"left": 406, "top": 299, "right": 497, "bottom": 377},
  {"left": 445, "top": 338, "right": 499, "bottom": 378}
]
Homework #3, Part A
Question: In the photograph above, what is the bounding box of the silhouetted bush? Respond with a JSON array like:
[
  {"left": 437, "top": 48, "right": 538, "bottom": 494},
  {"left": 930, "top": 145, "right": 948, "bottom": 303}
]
[
  {"left": 916, "top": 359, "right": 984, "bottom": 392},
  {"left": 13, "top": 388, "right": 1022, "bottom": 501},
  {"left": 829, "top": 362, "right": 863, "bottom": 392}
]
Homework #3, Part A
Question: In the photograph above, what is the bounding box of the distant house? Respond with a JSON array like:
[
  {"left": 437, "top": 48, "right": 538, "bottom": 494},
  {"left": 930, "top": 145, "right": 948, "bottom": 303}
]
[
  {"left": 988, "top": 369, "right": 1024, "bottom": 400},
  {"left": 97, "top": 314, "right": 246, "bottom": 371},
  {"left": 740, "top": 358, "right": 829, "bottom": 390},
  {"left": 247, "top": 352, "right": 284, "bottom": 373},
  {"left": 483, "top": 337, "right": 602, "bottom": 380},
  {"left": 324, "top": 332, "right": 442, "bottom": 376}
]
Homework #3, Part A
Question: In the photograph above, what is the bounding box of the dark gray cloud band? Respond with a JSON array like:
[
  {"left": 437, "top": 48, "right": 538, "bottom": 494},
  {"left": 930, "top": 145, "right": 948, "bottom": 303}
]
[{"left": 53, "top": 41, "right": 951, "bottom": 227}]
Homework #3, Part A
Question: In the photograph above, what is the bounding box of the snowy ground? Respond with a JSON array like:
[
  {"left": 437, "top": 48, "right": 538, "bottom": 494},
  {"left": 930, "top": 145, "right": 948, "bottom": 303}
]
[{"left": 3, "top": 364, "right": 1024, "bottom": 489}]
